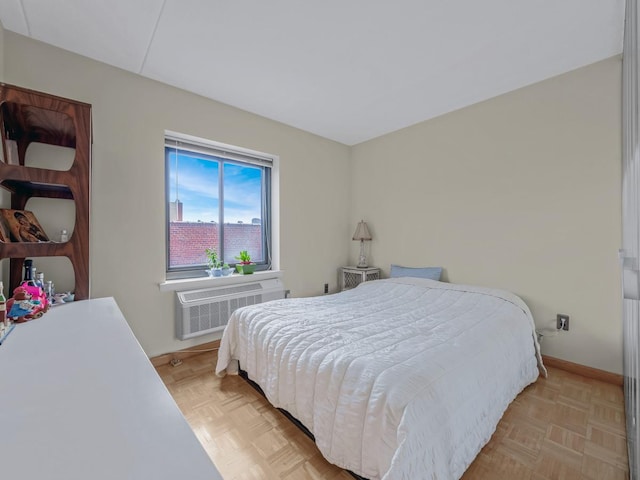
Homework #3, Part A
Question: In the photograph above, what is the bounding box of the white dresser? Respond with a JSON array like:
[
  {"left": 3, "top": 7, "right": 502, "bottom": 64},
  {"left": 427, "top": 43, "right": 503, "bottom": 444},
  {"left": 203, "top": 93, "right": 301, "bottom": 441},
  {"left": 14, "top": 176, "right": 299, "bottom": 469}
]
[{"left": 0, "top": 297, "right": 223, "bottom": 480}]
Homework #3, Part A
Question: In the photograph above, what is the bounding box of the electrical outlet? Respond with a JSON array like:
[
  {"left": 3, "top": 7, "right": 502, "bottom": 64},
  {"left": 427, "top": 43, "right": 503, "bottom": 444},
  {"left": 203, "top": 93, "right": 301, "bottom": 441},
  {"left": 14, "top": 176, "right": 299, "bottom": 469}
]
[
  {"left": 324, "top": 283, "right": 329, "bottom": 294},
  {"left": 557, "top": 314, "right": 570, "bottom": 331}
]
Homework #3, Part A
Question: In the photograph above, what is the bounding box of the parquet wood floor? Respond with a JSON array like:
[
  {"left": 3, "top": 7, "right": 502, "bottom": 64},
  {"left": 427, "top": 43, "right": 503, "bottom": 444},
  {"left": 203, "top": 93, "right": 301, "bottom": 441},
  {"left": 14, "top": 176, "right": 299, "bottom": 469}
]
[{"left": 157, "top": 353, "right": 629, "bottom": 480}]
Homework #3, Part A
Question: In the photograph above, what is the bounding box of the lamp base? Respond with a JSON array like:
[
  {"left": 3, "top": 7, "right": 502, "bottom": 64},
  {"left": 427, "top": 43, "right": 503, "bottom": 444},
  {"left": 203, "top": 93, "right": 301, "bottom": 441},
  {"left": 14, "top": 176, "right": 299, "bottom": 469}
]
[{"left": 356, "top": 240, "right": 368, "bottom": 268}]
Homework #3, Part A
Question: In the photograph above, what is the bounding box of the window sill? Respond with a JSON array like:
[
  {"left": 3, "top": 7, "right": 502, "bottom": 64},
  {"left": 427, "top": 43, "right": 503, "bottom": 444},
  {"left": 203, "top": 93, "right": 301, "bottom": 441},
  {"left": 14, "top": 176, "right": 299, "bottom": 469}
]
[{"left": 159, "top": 270, "right": 283, "bottom": 293}]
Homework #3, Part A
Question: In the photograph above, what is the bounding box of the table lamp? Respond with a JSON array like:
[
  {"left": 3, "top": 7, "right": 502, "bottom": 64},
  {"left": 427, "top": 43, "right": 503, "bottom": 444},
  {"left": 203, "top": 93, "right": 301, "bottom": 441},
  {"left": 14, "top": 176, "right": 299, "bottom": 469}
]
[{"left": 352, "top": 220, "right": 372, "bottom": 268}]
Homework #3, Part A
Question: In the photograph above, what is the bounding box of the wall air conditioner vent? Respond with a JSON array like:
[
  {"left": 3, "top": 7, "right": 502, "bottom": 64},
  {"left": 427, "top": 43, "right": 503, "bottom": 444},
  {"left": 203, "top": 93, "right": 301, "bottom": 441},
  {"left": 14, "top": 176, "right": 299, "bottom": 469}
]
[{"left": 175, "top": 278, "right": 285, "bottom": 340}]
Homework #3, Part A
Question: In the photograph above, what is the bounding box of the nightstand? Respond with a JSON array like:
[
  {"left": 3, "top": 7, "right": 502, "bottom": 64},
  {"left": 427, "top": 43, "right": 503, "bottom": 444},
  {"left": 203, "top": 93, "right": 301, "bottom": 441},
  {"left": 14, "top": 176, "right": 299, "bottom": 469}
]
[{"left": 341, "top": 266, "right": 381, "bottom": 291}]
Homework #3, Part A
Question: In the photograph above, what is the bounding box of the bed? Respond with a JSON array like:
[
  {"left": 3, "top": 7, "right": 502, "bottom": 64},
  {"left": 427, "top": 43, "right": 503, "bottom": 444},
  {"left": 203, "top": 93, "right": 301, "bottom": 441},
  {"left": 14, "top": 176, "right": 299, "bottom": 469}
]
[{"left": 215, "top": 277, "right": 545, "bottom": 479}]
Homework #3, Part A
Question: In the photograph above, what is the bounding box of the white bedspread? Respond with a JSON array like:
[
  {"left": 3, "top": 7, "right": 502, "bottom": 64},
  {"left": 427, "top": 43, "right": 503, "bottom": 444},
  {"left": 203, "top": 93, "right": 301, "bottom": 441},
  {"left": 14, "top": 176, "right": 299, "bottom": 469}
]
[{"left": 216, "top": 278, "right": 544, "bottom": 479}]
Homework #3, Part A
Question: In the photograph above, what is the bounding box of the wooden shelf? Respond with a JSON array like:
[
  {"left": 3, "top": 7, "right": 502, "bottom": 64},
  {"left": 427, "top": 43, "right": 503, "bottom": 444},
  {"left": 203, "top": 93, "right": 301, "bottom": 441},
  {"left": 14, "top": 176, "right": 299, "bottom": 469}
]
[
  {"left": 0, "top": 180, "right": 73, "bottom": 199},
  {"left": 0, "top": 83, "right": 91, "bottom": 300}
]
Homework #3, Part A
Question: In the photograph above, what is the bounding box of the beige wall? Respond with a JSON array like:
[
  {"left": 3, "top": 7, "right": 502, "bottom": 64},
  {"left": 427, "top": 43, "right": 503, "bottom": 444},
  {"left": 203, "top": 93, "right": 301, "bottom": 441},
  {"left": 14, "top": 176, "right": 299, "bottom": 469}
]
[
  {"left": 2, "top": 32, "right": 351, "bottom": 356},
  {"left": 351, "top": 57, "right": 622, "bottom": 374},
  {"left": 0, "top": 22, "right": 4, "bottom": 81}
]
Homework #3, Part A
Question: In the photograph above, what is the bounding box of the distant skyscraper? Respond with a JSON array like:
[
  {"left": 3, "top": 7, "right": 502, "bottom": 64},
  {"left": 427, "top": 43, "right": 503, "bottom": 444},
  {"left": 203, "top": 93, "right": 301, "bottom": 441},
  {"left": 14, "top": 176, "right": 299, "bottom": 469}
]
[{"left": 169, "top": 200, "right": 183, "bottom": 221}]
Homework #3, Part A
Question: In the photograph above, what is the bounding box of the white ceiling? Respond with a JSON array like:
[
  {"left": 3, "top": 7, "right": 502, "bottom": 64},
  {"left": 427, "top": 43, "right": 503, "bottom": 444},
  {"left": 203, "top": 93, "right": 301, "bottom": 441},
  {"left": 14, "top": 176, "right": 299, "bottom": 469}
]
[{"left": 0, "top": 0, "right": 626, "bottom": 145}]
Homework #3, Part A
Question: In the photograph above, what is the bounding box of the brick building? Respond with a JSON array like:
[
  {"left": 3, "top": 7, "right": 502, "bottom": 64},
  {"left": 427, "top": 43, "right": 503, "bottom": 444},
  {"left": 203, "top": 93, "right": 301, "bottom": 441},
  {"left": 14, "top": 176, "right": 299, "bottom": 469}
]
[{"left": 169, "top": 222, "right": 263, "bottom": 268}]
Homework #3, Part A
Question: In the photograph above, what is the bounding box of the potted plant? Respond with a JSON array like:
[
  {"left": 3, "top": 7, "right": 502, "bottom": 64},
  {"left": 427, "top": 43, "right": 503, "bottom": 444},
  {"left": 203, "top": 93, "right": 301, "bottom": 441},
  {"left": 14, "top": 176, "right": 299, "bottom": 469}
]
[
  {"left": 234, "top": 250, "right": 255, "bottom": 274},
  {"left": 205, "top": 247, "right": 222, "bottom": 277},
  {"left": 221, "top": 263, "right": 233, "bottom": 276}
]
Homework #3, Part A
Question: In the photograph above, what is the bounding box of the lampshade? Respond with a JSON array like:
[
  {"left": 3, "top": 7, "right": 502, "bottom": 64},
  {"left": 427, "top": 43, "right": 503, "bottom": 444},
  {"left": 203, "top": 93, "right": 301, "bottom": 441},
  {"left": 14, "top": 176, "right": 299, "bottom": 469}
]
[{"left": 352, "top": 220, "right": 372, "bottom": 241}]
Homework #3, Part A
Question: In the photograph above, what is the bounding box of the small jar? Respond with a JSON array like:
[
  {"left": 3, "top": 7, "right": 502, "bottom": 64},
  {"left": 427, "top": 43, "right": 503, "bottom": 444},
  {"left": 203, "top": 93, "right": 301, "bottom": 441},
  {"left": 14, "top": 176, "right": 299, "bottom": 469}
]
[{"left": 60, "top": 229, "right": 69, "bottom": 242}]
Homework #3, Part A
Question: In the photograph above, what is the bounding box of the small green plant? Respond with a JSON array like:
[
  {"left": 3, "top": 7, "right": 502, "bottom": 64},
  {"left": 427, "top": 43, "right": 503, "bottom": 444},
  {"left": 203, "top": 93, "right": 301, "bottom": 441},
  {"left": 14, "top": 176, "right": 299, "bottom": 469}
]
[
  {"left": 205, "top": 247, "right": 222, "bottom": 269},
  {"left": 235, "top": 250, "right": 252, "bottom": 264}
]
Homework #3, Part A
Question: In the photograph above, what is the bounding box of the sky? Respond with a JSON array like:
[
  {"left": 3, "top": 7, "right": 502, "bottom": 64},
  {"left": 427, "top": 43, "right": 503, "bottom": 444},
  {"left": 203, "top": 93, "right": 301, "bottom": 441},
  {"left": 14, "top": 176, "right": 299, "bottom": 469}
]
[{"left": 167, "top": 149, "right": 263, "bottom": 223}]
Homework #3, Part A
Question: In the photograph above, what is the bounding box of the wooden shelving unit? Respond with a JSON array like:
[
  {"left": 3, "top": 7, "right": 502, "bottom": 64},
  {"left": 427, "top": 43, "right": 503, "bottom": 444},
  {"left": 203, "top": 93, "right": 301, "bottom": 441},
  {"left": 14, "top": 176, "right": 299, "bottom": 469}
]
[{"left": 0, "top": 83, "right": 91, "bottom": 299}]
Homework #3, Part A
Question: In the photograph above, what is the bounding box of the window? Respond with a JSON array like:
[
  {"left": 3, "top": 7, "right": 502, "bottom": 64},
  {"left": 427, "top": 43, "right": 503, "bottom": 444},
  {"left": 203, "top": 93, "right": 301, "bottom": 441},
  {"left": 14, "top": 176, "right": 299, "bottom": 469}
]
[{"left": 165, "top": 132, "right": 274, "bottom": 278}]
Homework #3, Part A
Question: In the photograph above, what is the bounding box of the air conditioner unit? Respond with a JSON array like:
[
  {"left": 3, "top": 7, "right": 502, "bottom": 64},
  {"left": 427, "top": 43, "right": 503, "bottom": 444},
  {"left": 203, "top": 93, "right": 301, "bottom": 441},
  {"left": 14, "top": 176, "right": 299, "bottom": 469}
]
[{"left": 175, "top": 278, "right": 285, "bottom": 340}]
